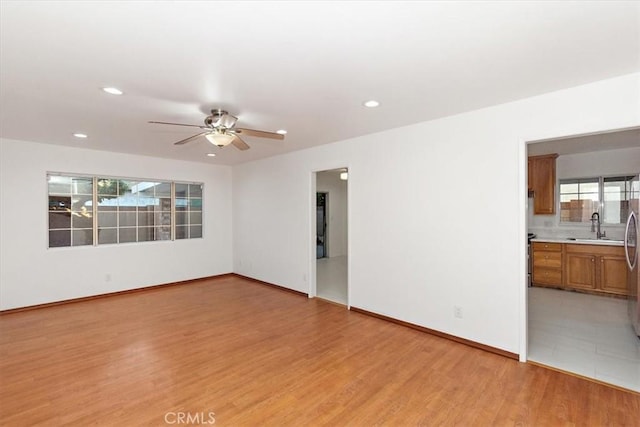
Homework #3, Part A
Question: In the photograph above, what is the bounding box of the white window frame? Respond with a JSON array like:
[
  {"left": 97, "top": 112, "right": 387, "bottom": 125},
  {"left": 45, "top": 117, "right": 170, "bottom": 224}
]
[
  {"left": 47, "top": 173, "right": 204, "bottom": 249},
  {"left": 559, "top": 174, "right": 635, "bottom": 226}
]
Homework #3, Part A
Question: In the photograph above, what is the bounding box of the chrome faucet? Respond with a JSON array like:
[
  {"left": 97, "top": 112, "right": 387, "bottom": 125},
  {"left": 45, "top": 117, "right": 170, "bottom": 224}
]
[{"left": 590, "top": 212, "right": 606, "bottom": 239}]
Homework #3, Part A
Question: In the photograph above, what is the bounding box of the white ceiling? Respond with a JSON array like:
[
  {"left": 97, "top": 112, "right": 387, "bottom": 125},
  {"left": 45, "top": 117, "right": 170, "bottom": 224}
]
[{"left": 1, "top": 1, "right": 639, "bottom": 165}]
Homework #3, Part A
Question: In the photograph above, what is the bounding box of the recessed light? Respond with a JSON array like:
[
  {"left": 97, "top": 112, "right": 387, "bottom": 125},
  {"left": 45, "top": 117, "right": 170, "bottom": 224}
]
[
  {"left": 73, "top": 133, "right": 88, "bottom": 138},
  {"left": 102, "top": 87, "right": 123, "bottom": 95},
  {"left": 276, "top": 129, "right": 287, "bottom": 135},
  {"left": 207, "top": 153, "right": 216, "bottom": 157},
  {"left": 363, "top": 100, "right": 379, "bottom": 108}
]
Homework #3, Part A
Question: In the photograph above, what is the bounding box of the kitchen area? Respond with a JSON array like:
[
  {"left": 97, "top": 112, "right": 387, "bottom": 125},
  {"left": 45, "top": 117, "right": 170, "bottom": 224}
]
[{"left": 526, "top": 127, "right": 639, "bottom": 392}]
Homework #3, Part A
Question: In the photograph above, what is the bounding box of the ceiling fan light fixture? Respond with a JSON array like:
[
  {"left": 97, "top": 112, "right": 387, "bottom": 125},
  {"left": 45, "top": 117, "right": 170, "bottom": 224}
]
[
  {"left": 73, "top": 133, "right": 88, "bottom": 139},
  {"left": 363, "top": 100, "right": 379, "bottom": 108},
  {"left": 205, "top": 132, "right": 235, "bottom": 147},
  {"left": 151, "top": 109, "right": 284, "bottom": 150}
]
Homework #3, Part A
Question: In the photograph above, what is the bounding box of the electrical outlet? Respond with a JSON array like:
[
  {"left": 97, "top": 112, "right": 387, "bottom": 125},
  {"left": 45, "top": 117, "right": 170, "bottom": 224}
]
[{"left": 454, "top": 306, "right": 463, "bottom": 319}]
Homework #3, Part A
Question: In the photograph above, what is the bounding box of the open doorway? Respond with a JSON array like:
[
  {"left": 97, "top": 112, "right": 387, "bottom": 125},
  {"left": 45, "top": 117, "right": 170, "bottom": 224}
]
[
  {"left": 314, "top": 168, "right": 348, "bottom": 305},
  {"left": 316, "top": 192, "right": 328, "bottom": 258},
  {"left": 525, "top": 126, "right": 640, "bottom": 392}
]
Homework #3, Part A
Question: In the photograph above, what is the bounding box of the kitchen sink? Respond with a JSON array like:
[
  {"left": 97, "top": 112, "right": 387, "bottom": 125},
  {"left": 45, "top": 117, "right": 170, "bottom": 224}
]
[{"left": 565, "top": 237, "right": 624, "bottom": 244}]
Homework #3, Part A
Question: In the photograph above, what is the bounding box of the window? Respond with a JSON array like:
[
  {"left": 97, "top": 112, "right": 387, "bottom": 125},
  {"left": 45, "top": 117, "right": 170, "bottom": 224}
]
[
  {"left": 97, "top": 179, "right": 172, "bottom": 244},
  {"left": 48, "top": 175, "right": 94, "bottom": 247},
  {"left": 559, "top": 175, "right": 634, "bottom": 225},
  {"left": 603, "top": 176, "right": 634, "bottom": 224},
  {"left": 47, "top": 174, "right": 203, "bottom": 248},
  {"left": 175, "top": 183, "right": 203, "bottom": 239}
]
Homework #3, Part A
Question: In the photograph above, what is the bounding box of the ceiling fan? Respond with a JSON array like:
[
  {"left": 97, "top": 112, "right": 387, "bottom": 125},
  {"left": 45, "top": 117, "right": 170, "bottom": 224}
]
[{"left": 149, "top": 109, "right": 284, "bottom": 151}]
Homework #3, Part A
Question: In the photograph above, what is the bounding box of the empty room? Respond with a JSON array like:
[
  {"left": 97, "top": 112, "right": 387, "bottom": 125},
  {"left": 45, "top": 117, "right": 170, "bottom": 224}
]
[{"left": 1, "top": 1, "right": 639, "bottom": 425}]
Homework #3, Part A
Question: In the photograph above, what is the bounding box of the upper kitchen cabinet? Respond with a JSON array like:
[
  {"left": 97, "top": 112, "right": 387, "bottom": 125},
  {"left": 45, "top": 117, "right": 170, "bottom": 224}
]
[
  {"left": 527, "top": 158, "right": 533, "bottom": 193},
  {"left": 529, "top": 154, "right": 558, "bottom": 215}
]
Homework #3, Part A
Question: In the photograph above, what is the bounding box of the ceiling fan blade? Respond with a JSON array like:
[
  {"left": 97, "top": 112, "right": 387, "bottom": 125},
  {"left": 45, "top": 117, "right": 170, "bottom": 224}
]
[
  {"left": 235, "top": 128, "right": 285, "bottom": 140},
  {"left": 174, "top": 132, "right": 208, "bottom": 145},
  {"left": 149, "top": 121, "right": 207, "bottom": 129},
  {"left": 231, "top": 135, "right": 250, "bottom": 151}
]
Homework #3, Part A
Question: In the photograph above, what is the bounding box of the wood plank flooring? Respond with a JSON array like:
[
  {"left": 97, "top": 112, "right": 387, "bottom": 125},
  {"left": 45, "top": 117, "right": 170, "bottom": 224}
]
[{"left": 1, "top": 275, "right": 638, "bottom": 426}]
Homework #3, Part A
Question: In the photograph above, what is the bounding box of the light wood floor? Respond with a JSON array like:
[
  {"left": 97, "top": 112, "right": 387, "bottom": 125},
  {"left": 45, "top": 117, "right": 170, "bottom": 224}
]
[{"left": 1, "top": 276, "right": 638, "bottom": 426}]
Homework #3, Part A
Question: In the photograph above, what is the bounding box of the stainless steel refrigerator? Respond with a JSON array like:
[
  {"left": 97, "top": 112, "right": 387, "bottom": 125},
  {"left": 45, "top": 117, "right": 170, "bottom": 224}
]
[{"left": 625, "top": 174, "right": 639, "bottom": 338}]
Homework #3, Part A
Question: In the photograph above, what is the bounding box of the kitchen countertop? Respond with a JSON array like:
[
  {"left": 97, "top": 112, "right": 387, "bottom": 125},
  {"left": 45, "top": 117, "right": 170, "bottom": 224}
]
[{"left": 530, "top": 237, "right": 624, "bottom": 247}]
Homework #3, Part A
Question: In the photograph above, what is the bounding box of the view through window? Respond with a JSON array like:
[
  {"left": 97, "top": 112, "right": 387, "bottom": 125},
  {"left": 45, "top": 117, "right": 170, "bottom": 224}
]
[
  {"left": 559, "top": 175, "right": 634, "bottom": 224},
  {"left": 47, "top": 174, "right": 203, "bottom": 248}
]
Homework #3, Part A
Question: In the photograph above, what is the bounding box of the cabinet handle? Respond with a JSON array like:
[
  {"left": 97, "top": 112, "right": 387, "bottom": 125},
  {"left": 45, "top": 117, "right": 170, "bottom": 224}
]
[{"left": 591, "top": 258, "right": 595, "bottom": 262}]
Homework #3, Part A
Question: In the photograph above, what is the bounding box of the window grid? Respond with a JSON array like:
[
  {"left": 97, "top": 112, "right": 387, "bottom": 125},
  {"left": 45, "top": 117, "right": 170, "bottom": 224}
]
[
  {"left": 96, "top": 179, "right": 173, "bottom": 245},
  {"left": 559, "top": 175, "right": 634, "bottom": 225},
  {"left": 47, "top": 174, "right": 203, "bottom": 248},
  {"left": 47, "top": 174, "right": 94, "bottom": 247},
  {"left": 175, "top": 182, "right": 203, "bottom": 240}
]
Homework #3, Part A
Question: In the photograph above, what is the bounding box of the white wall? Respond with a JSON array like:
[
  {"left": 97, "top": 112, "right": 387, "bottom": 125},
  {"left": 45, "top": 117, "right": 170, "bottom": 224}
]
[
  {"left": 529, "top": 147, "right": 640, "bottom": 240},
  {"left": 556, "top": 147, "right": 640, "bottom": 179},
  {"left": 0, "top": 139, "right": 233, "bottom": 310},
  {"left": 1, "top": 73, "right": 638, "bottom": 354},
  {"left": 316, "top": 170, "right": 348, "bottom": 257},
  {"left": 233, "top": 73, "right": 640, "bottom": 354}
]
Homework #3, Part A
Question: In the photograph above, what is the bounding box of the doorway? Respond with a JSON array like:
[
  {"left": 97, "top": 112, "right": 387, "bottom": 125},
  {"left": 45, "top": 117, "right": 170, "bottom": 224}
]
[
  {"left": 525, "top": 127, "right": 640, "bottom": 392},
  {"left": 314, "top": 168, "right": 348, "bottom": 305},
  {"left": 316, "top": 192, "right": 328, "bottom": 258}
]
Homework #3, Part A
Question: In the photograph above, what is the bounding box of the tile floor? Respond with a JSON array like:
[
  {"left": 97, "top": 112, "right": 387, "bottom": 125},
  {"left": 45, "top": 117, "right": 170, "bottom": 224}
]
[
  {"left": 316, "top": 255, "right": 348, "bottom": 305},
  {"left": 528, "top": 286, "right": 640, "bottom": 392}
]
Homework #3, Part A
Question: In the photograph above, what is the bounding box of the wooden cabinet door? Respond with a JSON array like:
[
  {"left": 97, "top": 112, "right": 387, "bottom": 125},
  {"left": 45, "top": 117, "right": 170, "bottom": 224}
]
[
  {"left": 599, "top": 255, "right": 628, "bottom": 295},
  {"left": 527, "top": 158, "right": 533, "bottom": 193},
  {"left": 565, "top": 253, "right": 597, "bottom": 290},
  {"left": 532, "top": 155, "right": 557, "bottom": 215}
]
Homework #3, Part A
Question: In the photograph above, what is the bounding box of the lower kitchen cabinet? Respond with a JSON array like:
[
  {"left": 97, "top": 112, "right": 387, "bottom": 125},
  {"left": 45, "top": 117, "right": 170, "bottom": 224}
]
[
  {"left": 565, "top": 252, "right": 597, "bottom": 291},
  {"left": 532, "top": 242, "right": 563, "bottom": 287},
  {"left": 564, "top": 244, "right": 628, "bottom": 296},
  {"left": 532, "top": 242, "right": 628, "bottom": 297},
  {"left": 599, "top": 254, "right": 628, "bottom": 295}
]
